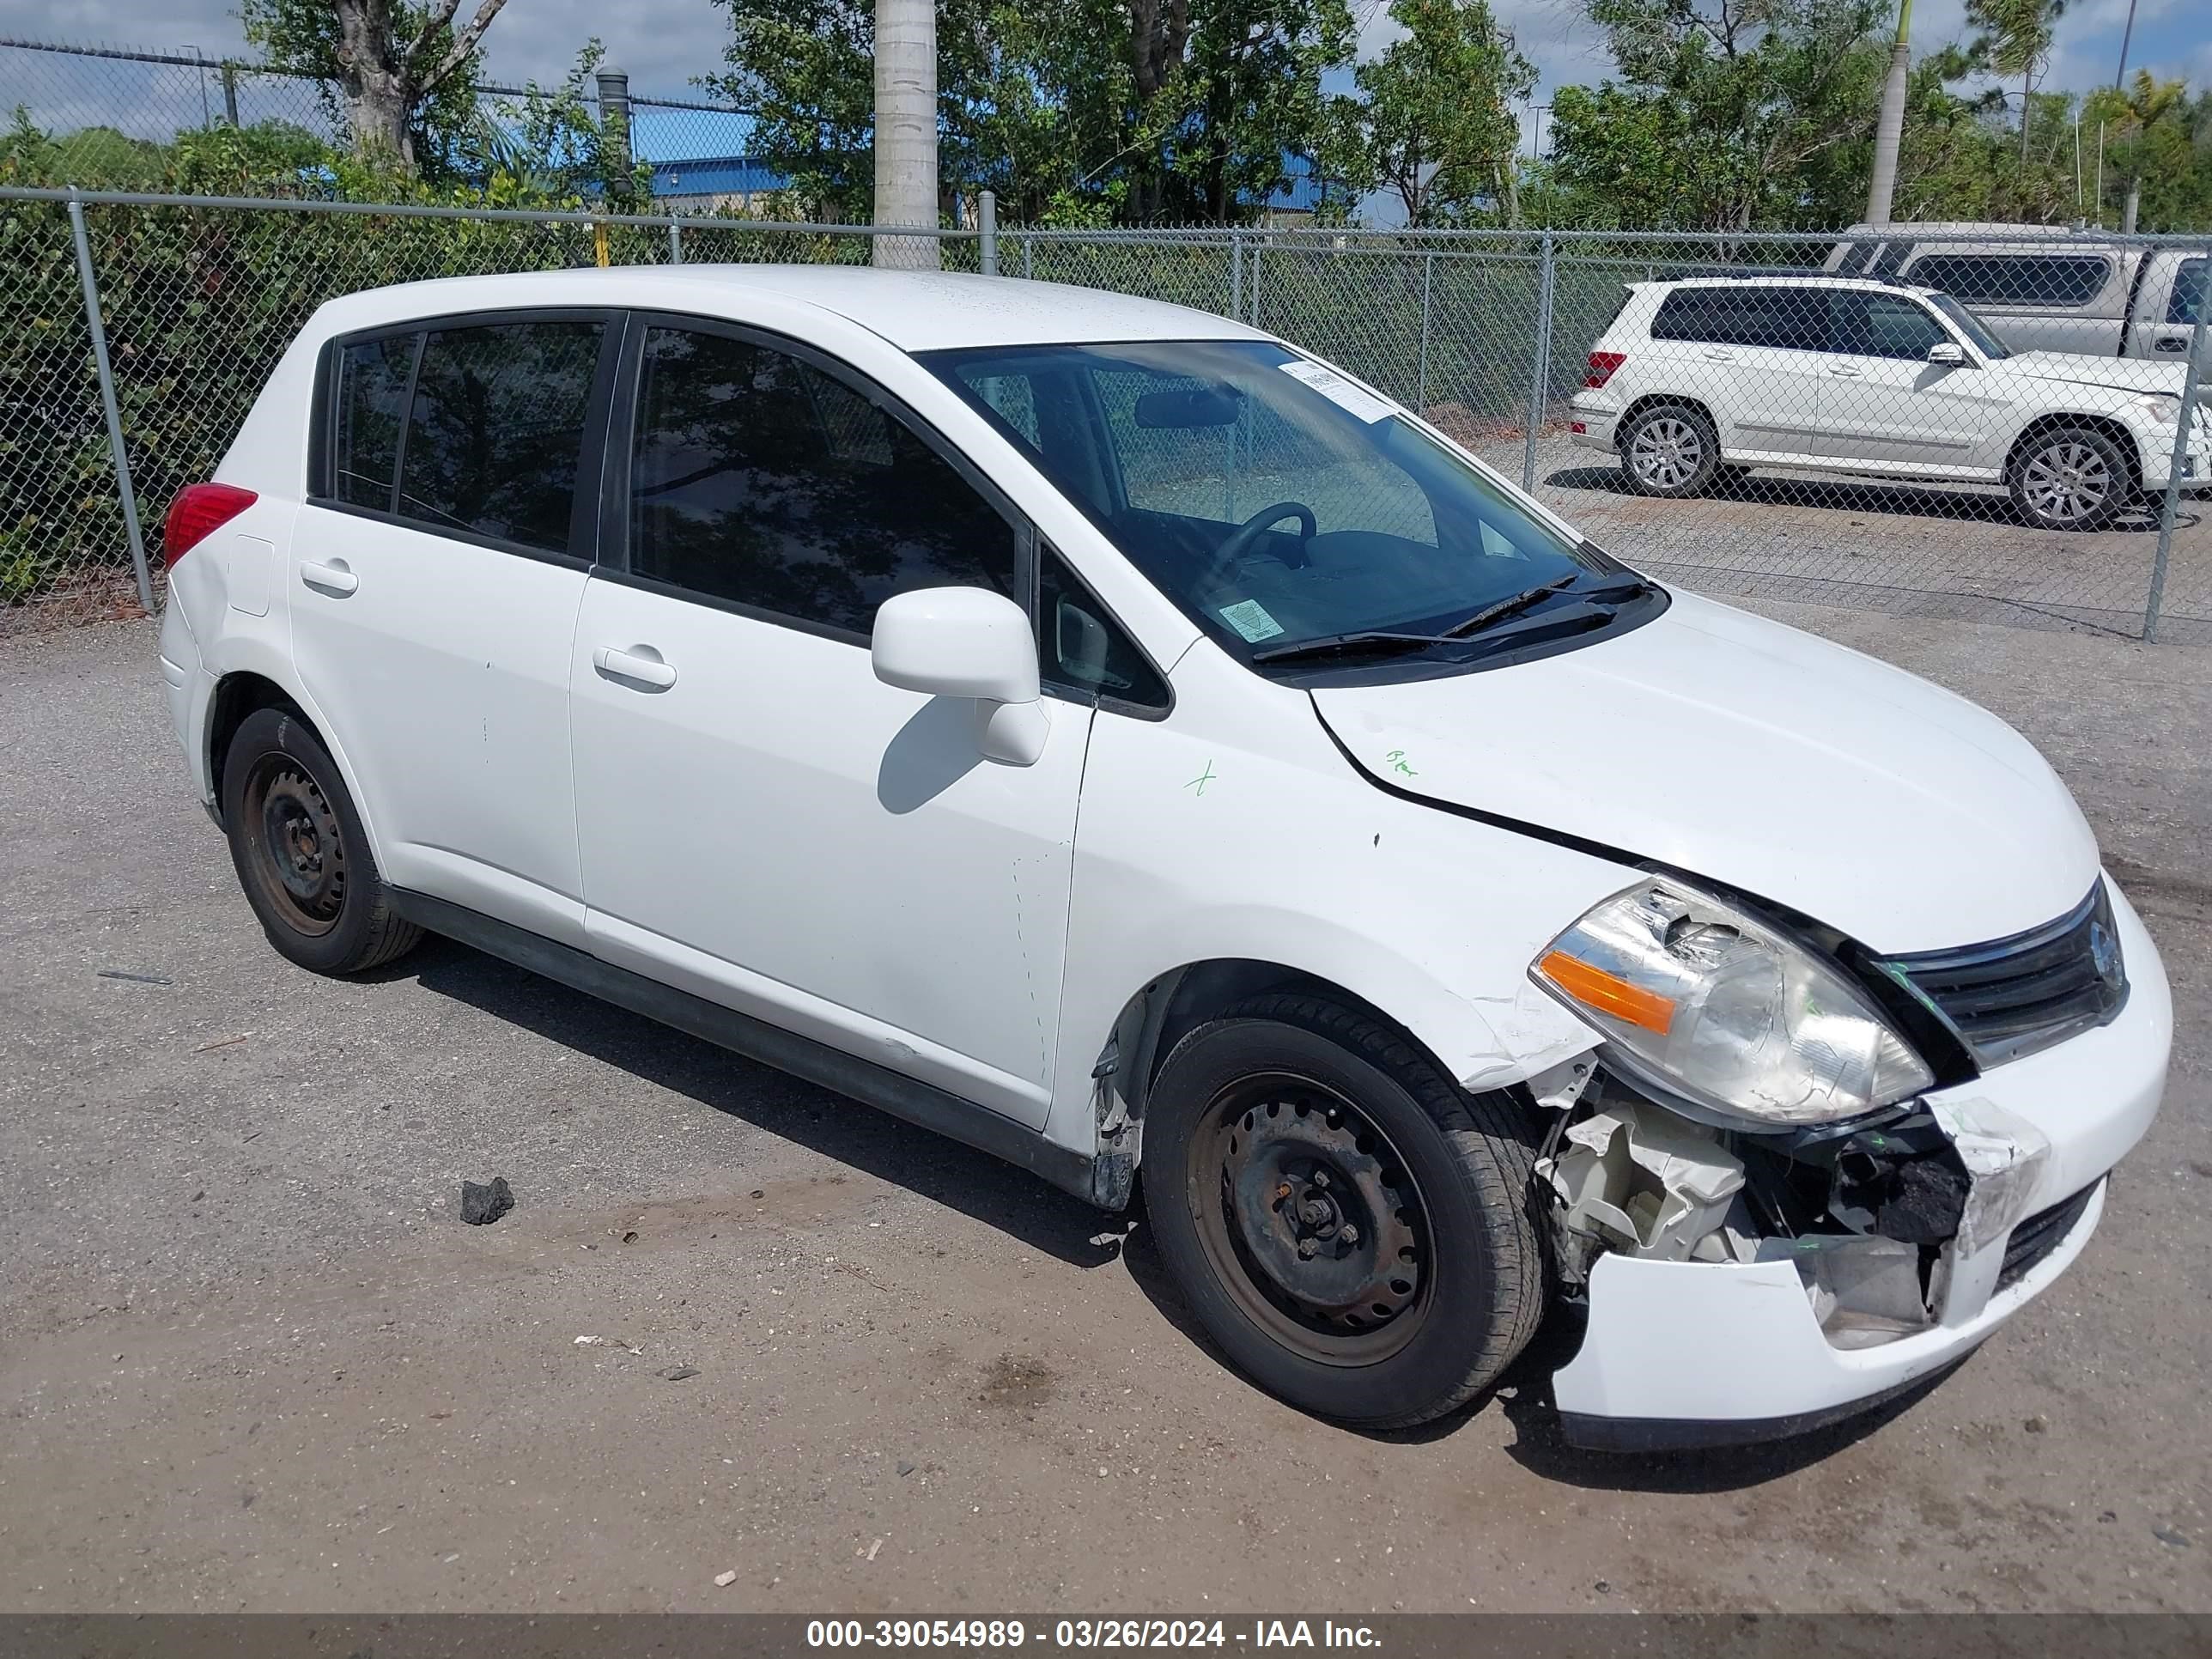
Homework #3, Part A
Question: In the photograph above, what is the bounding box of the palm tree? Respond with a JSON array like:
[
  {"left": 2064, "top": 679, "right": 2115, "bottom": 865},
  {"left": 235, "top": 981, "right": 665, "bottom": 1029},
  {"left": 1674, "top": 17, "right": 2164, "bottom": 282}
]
[
  {"left": 1966, "top": 0, "right": 2065, "bottom": 173},
  {"left": 1865, "top": 0, "right": 1912, "bottom": 224},
  {"left": 873, "top": 0, "right": 939, "bottom": 269},
  {"left": 2091, "top": 70, "right": 2186, "bottom": 233}
]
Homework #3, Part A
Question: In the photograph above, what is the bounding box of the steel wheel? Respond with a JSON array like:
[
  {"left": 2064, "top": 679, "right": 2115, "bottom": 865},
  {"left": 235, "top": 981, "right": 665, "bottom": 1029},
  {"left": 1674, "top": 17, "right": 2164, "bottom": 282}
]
[
  {"left": 1191, "top": 1070, "right": 1431, "bottom": 1366},
  {"left": 2019, "top": 441, "right": 2113, "bottom": 526},
  {"left": 240, "top": 752, "right": 348, "bottom": 938},
  {"left": 1629, "top": 416, "right": 1705, "bottom": 491}
]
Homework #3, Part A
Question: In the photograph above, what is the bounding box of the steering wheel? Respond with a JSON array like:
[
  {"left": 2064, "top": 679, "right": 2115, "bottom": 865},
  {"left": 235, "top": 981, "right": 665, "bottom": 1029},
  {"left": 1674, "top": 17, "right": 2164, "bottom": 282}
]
[{"left": 1201, "top": 501, "right": 1318, "bottom": 591}]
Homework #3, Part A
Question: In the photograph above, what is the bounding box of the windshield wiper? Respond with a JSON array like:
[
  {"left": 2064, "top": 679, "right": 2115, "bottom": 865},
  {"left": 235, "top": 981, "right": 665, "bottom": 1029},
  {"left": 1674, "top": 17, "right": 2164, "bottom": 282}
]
[
  {"left": 1437, "top": 571, "right": 1650, "bottom": 640},
  {"left": 1249, "top": 629, "right": 1451, "bottom": 666}
]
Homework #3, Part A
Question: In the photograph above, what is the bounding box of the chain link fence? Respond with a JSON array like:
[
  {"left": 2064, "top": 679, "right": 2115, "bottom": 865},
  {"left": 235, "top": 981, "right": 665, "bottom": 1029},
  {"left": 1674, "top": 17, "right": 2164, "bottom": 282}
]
[
  {"left": 3, "top": 190, "right": 2207, "bottom": 645},
  {"left": 1, "top": 38, "right": 757, "bottom": 179}
]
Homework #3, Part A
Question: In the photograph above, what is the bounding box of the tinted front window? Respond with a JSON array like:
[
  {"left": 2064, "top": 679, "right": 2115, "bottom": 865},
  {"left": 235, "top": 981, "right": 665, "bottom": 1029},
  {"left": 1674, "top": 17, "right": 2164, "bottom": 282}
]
[
  {"left": 1833, "top": 292, "right": 1952, "bottom": 360},
  {"left": 927, "top": 339, "right": 1631, "bottom": 673},
  {"left": 1926, "top": 292, "right": 2013, "bottom": 358},
  {"left": 398, "top": 321, "right": 603, "bottom": 553},
  {"left": 1905, "top": 252, "right": 2108, "bottom": 307},
  {"left": 332, "top": 333, "right": 417, "bottom": 509},
  {"left": 629, "top": 326, "right": 1018, "bottom": 636},
  {"left": 1038, "top": 546, "right": 1170, "bottom": 708},
  {"left": 2171, "top": 259, "right": 2207, "bottom": 326}
]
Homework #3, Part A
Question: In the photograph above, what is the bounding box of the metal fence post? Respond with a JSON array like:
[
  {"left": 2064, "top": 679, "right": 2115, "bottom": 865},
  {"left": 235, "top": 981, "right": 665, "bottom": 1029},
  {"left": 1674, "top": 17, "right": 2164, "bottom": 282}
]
[
  {"left": 1416, "top": 252, "right": 1434, "bottom": 411},
  {"left": 1021, "top": 234, "right": 1033, "bottom": 280},
  {"left": 2144, "top": 268, "right": 2210, "bottom": 642},
  {"left": 667, "top": 219, "right": 683, "bottom": 263},
  {"left": 1230, "top": 232, "right": 1243, "bottom": 321},
  {"left": 1249, "top": 234, "right": 1263, "bottom": 326},
  {"left": 1522, "top": 232, "right": 1557, "bottom": 495},
  {"left": 978, "top": 191, "right": 998, "bottom": 276},
  {"left": 67, "top": 188, "right": 154, "bottom": 616}
]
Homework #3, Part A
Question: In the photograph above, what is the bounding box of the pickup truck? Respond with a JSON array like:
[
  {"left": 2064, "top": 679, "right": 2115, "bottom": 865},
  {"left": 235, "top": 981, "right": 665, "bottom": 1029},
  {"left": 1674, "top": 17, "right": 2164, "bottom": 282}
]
[{"left": 1824, "top": 224, "right": 2204, "bottom": 361}]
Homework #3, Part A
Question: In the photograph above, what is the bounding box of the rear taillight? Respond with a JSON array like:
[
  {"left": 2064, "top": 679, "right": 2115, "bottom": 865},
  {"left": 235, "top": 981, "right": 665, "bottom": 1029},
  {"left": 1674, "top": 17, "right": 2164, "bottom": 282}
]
[
  {"left": 162, "top": 483, "right": 258, "bottom": 568},
  {"left": 1585, "top": 351, "right": 1626, "bottom": 389}
]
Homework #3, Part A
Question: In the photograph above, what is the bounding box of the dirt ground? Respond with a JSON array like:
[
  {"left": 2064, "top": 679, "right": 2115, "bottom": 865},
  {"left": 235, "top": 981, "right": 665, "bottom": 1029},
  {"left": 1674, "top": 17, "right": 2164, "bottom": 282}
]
[{"left": 1, "top": 605, "right": 2208, "bottom": 1614}]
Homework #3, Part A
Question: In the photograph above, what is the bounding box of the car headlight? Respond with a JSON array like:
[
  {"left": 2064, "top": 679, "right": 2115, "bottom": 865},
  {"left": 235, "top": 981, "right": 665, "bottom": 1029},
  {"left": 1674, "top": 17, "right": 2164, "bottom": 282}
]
[
  {"left": 2137, "top": 394, "right": 2181, "bottom": 426},
  {"left": 1530, "top": 878, "right": 1934, "bottom": 1128}
]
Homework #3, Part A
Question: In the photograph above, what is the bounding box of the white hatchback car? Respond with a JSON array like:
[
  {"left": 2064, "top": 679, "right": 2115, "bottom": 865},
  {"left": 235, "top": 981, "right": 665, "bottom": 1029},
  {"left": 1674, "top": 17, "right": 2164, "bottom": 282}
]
[
  {"left": 159, "top": 267, "right": 2170, "bottom": 1450},
  {"left": 1571, "top": 275, "right": 2210, "bottom": 529}
]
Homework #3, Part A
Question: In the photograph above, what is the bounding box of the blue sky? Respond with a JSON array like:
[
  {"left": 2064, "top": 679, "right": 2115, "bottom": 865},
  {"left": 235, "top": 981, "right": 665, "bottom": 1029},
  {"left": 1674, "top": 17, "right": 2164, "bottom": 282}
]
[{"left": 9, "top": 0, "right": 2207, "bottom": 147}]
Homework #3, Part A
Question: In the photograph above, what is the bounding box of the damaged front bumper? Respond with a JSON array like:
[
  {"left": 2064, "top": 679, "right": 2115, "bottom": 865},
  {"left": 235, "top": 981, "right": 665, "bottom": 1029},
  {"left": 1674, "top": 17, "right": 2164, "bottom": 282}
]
[{"left": 1547, "top": 879, "right": 2171, "bottom": 1451}]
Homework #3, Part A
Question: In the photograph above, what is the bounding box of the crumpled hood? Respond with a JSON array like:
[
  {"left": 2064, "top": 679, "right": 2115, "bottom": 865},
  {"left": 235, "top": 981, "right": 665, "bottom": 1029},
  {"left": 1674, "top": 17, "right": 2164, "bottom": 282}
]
[
  {"left": 1311, "top": 592, "right": 2100, "bottom": 955},
  {"left": 2003, "top": 350, "right": 2187, "bottom": 397}
]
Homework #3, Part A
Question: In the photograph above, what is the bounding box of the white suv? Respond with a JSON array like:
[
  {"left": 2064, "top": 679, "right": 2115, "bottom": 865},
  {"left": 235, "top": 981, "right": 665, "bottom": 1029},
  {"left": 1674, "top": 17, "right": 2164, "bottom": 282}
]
[
  {"left": 1571, "top": 275, "right": 2209, "bottom": 529},
  {"left": 160, "top": 266, "right": 2168, "bottom": 1451}
]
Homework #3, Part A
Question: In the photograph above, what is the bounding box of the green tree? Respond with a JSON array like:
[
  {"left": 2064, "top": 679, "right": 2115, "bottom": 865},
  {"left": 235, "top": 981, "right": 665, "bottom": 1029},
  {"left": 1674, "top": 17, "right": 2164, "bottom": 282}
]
[
  {"left": 240, "top": 0, "right": 509, "bottom": 173},
  {"left": 1322, "top": 0, "right": 1533, "bottom": 227},
  {"left": 1543, "top": 0, "right": 1888, "bottom": 231},
  {"left": 708, "top": 0, "right": 1353, "bottom": 224},
  {"left": 1964, "top": 0, "right": 2064, "bottom": 171},
  {"left": 2085, "top": 70, "right": 2186, "bottom": 233}
]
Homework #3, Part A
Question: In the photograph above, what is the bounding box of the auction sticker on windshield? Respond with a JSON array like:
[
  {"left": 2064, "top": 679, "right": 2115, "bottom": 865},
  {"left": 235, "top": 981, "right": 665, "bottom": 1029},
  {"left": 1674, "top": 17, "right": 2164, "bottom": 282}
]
[
  {"left": 1278, "top": 359, "right": 1395, "bottom": 422},
  {"left": 1218, "top": 599, "right": 1286, "bottom": 641}
]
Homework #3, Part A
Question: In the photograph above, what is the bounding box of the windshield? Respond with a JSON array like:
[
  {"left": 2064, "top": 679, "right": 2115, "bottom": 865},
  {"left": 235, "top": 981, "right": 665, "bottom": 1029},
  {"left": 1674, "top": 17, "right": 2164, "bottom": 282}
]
[
  {"left": 921, "top": 340, "right": 1644, "bottom": 675},
  {"left": 1926, "top": 292, "right": 2012, "bottom": 359}
]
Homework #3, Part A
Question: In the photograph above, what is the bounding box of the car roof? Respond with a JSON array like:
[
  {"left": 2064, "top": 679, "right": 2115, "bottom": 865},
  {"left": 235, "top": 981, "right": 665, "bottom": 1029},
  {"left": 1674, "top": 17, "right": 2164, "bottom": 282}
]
[
  {"left": 1633, "top": 275, "right": 1941, "bottom": 296},
  {"left": 305, "top": 264, "right": 1266, "bottom": 353},
  {"left": 1832, "top": 221, "right": 2087, "bottom": 239}
]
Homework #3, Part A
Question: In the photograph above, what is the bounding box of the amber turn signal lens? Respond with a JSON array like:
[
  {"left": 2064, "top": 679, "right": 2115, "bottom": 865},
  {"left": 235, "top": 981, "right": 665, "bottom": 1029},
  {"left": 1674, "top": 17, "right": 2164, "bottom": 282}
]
[{"left": 1538, "top": 950, "right": 1676, "bottom": 1035}]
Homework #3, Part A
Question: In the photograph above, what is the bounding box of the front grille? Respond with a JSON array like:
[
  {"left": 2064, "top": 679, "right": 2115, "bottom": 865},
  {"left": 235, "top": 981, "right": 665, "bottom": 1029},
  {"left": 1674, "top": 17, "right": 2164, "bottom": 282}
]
[
  {"left": 1881, "top": 881, "right": 2128, "bottom": 1066},
  {"left": 1999, "top": 1181, "right": 2100, "bottom": 1290}
]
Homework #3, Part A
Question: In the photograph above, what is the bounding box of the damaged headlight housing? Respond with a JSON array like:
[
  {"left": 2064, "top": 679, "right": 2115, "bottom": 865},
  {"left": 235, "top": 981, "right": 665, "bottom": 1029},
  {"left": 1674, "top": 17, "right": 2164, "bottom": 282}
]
[{"left": 1530, "top": 879, "right": 1934, "bottom": 1127}]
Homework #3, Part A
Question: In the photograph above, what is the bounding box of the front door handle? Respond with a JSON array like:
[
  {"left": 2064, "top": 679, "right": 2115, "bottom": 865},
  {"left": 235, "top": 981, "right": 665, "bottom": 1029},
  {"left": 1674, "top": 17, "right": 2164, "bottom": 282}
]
[
  {"left": 1699, "top": 349, "right": 1735, "bottom": 362},
  {"left": 2155, "top": 337, "right": 2187, "bottom": 354},
  {"left": 1827, "top": 365, "right": 1863, "bottom": 379},
  {"left": 300, "top": 558, "right": 358, "bottom": 596},
  {"left": 593, "top": 645, "right": 678, "bottom": 690}
]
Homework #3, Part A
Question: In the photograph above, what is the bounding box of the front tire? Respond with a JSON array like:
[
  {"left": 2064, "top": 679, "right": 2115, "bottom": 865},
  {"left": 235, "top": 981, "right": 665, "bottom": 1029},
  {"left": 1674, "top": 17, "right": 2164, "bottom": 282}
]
[
  {"left": 1143, "top": 994, "right": 1547, "bottom": 1430},
  {"left": 221, "top": 707, "right": 421, "bottom": 976},
  {"left": 1620, "top": 403, "right": 1721, "bottom": 498},
  {"left": 2008, "top": 426, "right": 2131, "bottom": 531}
]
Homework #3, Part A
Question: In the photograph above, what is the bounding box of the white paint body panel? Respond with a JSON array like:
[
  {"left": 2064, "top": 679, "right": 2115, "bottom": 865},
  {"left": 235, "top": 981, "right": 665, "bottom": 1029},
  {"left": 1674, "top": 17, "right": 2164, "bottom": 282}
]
[
  {"left": 1314, "top": 589, "right": 2099, "bottom": 954},
  {"left": 285, "top": 508, "right": 590, "bottom": 948},
  {"left": 159, "top": 264, "right": 2174, "bottom": 1441},
  {"left": 568, "top": 576, "right": 1088, "bottom": 1129}
]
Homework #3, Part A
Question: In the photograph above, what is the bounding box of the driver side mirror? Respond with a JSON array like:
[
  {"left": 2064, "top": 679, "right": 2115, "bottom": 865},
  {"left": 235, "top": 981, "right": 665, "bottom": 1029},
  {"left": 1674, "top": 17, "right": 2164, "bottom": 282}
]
[
  {"left": 1927, "top": 342, "right": 1968, "bottom": 367},
  {"left": 872, "top": 586, "right": 1050, "bottom": 767}
]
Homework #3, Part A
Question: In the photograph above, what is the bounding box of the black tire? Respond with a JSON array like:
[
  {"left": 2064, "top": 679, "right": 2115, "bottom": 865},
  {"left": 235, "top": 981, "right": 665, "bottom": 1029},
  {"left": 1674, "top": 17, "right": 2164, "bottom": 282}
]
[
  {"left": 1143, "top": 993, "right": 1547, "bottom": 1430},
  {"left": 1619, "top": 402, "right": 1721, "bottom": 499},
  {"left": 220, "top": 706, "right": 422, "bottom": 976},
  {"left": 2008, "top": 425, "right": 2133, "bottom": 532}
]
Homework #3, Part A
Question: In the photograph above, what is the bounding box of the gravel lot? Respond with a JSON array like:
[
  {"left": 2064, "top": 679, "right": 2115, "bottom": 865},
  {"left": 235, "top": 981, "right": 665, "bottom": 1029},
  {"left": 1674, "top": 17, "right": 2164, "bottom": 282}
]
[{"left": 2, "top": 603, "right": 2208, "bottom": 1614}]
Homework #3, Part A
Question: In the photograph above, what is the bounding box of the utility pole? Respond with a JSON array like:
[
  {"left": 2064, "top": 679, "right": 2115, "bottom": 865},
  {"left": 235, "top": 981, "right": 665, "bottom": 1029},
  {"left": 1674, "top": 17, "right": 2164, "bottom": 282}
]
[
  {"left": 1865, "top": 0, "right": 1911, "bottom": 224},
  {"left": 872, "top": 0, "right": 939, "bottom": 270},
  {"left": 2114, "top": 0, "right": 2138, "bottom": 88}
]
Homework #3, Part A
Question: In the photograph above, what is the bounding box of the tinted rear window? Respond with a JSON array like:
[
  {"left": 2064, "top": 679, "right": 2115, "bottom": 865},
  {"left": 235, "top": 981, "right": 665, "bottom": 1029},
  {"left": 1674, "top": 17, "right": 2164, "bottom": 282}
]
[
  {"left": 1650, "top": 287, "right": 1827, "bottom": 350},
  {"left": 1905, "top": 253, "right": 2109, "bottom": 308},
  {"left": 331, "top": 334, "right": 417, "bottom": 510},
  {"left": 396, "top": 321, "right": 604, "bottom": 554}
]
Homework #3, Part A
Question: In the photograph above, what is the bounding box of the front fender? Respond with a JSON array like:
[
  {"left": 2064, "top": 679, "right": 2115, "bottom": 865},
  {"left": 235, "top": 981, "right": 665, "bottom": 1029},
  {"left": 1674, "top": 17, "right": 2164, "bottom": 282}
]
[{"left": 1044, "top": 683, "right": 1630, "bottom": 1160}]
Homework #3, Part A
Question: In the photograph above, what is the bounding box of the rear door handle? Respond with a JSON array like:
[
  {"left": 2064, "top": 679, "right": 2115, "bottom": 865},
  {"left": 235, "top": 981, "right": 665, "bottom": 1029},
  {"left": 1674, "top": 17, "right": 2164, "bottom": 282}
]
[
  {"left": 1699, "top": 349, "right": 1735, "bottom": 362},
  {"left": 299, "top": 558, "right": 357, "bottom": 596},
  {"left": 593, "top": 645, "right": 677, "bottom": 690}
]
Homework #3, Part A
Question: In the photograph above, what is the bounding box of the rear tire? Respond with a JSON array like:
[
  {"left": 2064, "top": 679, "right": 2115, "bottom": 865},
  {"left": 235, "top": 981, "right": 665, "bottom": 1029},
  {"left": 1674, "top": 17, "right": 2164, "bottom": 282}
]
[
  {"left": 2008, "top": 426, "right": 2131, "bottom": 532},
  {"left": 1142, "top": 994, "right": 1547, "bottom": 1430},
  {"left": 1620, "top": 403, "right": 1721, "bottom": 499},
  {"left": 221, "top": 707, "right": 421, "bottom": 976}
]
